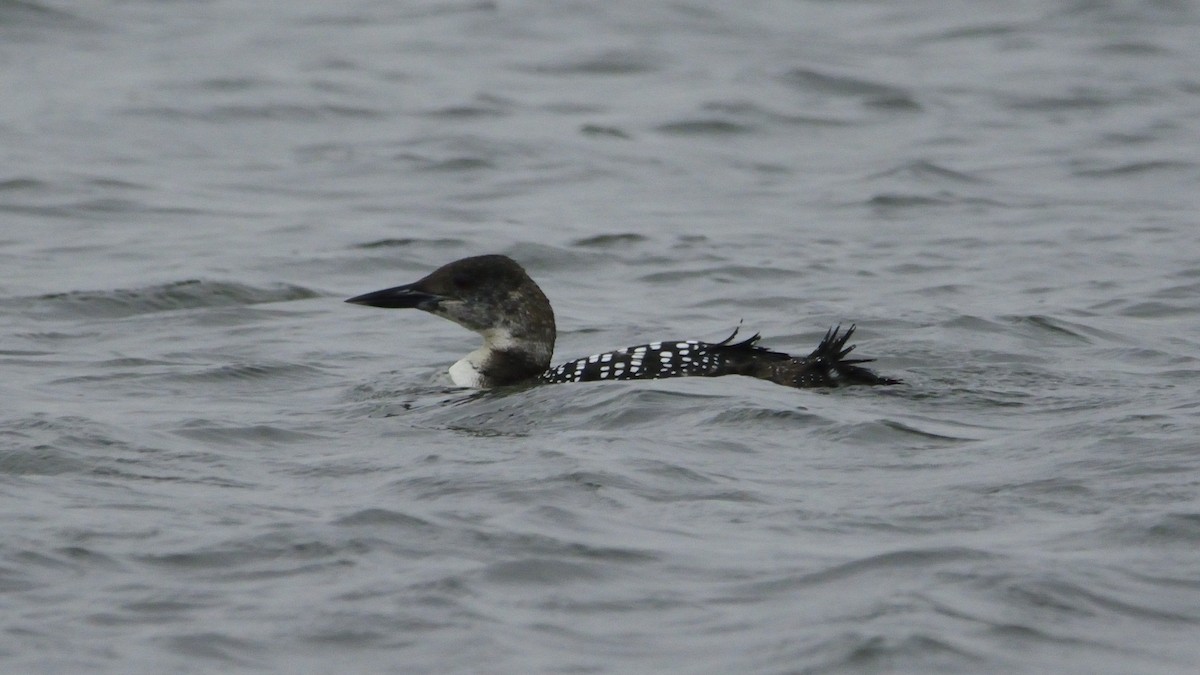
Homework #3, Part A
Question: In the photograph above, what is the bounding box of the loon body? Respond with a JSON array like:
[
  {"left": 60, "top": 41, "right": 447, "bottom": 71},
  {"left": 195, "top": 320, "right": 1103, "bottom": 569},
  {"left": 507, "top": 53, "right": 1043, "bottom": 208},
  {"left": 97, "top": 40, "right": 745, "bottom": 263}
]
[{"left": 346, "top": 254, "right": 898, "bottom": 389}]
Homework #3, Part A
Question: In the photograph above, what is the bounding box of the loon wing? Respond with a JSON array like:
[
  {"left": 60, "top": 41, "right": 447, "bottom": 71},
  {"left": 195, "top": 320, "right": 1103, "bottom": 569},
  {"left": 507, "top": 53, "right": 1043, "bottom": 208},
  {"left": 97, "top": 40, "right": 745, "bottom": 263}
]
[{"left": 538, "top": 325, "right": 899, "bottom": 388}]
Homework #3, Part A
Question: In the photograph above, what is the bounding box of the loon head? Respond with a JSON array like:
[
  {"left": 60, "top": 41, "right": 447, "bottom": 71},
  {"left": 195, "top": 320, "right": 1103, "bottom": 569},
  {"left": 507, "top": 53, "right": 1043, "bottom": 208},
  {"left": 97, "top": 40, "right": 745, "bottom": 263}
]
[{"left": 346, "top": 254, "right": 556, "bottom": 387}]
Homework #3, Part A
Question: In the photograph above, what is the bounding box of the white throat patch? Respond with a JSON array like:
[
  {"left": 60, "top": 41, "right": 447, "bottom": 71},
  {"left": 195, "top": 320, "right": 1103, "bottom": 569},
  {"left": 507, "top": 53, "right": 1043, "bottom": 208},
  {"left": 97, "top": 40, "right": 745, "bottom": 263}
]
[
  {"left": 446, "top": 327, "right": 516, "bottom": 388},
  {"left": 448, "top": 356, "right": 484, "bottom": 387}
]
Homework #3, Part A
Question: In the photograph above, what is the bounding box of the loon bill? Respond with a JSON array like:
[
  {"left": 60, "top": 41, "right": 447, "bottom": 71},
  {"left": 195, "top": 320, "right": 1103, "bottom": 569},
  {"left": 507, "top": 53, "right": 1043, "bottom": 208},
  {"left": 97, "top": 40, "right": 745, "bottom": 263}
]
[{"left": 346, "top": 254, "right": 899, "bottom": 389}]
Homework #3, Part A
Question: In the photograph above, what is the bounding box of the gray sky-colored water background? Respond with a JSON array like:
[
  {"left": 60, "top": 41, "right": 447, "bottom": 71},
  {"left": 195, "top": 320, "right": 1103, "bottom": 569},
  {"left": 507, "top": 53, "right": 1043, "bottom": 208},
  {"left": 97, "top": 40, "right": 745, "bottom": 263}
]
[{"left": 3, "top": 1, "right": 1200, "bottom": 672}]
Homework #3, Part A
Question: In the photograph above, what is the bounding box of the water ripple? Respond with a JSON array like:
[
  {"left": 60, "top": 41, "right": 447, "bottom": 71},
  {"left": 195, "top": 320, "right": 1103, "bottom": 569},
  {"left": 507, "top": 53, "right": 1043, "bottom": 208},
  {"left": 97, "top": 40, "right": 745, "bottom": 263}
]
[{"left": 10, "top": 280, "right": 319, "bottom": 320}]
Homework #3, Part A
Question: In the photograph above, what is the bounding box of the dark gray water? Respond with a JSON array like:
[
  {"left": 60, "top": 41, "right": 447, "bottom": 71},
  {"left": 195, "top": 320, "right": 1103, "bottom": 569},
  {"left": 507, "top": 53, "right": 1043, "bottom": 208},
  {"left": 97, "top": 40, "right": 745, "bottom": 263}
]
[{"left": 4, "top": 0, "right": 1200, "bottom": 672}]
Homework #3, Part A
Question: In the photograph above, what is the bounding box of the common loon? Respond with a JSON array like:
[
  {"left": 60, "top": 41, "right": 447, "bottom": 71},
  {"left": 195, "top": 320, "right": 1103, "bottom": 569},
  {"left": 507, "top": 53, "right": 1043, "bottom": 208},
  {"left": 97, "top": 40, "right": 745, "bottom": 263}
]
[{"left": 346, "top": 254, "right": 898, "bottom": 389}]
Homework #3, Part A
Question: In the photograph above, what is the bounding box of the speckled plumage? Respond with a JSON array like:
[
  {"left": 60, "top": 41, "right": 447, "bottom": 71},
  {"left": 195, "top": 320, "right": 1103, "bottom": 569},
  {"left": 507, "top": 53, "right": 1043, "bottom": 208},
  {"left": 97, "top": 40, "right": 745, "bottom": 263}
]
[
  {"left": 540, "top": 339, "right": 716, "bottom": 384},
  {"left": 347, "top": 255, "right": 898, "bottom": 389},
  {"left": 539, "top": 325, "right": 893, "bottom": 387}
]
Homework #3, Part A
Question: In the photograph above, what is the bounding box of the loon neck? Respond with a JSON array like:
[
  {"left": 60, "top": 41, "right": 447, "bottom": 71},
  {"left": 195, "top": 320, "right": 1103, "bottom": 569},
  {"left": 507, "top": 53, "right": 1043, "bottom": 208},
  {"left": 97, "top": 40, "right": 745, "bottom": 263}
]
[{"left": 449, "top": 325, "right": 554, "bottom": 387}]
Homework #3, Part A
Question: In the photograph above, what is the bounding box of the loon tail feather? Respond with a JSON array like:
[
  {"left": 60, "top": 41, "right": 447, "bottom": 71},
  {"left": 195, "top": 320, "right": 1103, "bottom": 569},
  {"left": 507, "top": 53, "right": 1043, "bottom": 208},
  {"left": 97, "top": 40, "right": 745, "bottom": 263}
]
[
  {"left": 715, "top": 324, "right": 743, "bottom": 345},
  {"left": 708, "top": 323, "right": 898, "bottom": 387},
  {"left": 713, "top": 326, "right": 791, "bottom": 361},
  {"left": 716, "top": 327, "right": 771, "bottom": 353},
  {"left": 803, "top": 324, "right": 901, "bottom": 387}
]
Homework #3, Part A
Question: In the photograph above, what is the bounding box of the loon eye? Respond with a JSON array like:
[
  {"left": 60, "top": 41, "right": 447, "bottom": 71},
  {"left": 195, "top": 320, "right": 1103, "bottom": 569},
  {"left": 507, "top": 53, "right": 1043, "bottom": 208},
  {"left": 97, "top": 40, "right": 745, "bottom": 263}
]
[{"left": 452, "top": 273, "right": 475, "bottom": 291}]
